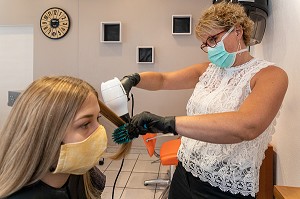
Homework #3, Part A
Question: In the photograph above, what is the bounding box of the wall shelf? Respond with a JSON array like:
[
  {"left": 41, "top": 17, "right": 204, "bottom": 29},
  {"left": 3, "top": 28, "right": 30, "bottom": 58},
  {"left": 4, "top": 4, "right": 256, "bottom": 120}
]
[
  {"left": 172, "top": 15, "right": 192, "bottom": 35},
  {"left": 101, "top": 21, "right": 122, "bottom": 43},
  {"left": 136, "top": 46, "right": 154, "bottom": 64}
]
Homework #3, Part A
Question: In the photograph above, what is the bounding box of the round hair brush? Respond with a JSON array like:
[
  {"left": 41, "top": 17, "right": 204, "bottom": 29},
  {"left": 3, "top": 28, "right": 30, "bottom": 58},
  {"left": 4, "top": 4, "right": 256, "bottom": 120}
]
[
  {"left": 112, "top": 123, "right": 132, "bottom": 144},
  {"left": 112, "top": 123, "right": 148, "bottom": 144}
]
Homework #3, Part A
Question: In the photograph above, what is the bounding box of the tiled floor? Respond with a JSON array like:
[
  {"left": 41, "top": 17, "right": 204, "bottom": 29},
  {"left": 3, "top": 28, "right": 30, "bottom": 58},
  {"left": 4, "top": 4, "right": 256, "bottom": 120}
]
[{"left": 97, "top": 147, "right": 170, "bottom": 199}]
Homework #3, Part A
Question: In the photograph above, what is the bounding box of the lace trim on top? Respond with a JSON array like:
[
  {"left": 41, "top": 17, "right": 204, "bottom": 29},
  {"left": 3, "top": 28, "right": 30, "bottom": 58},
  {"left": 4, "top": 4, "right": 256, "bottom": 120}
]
[{"left": 178, "top": 58, "right": 279, "bottom": 197}]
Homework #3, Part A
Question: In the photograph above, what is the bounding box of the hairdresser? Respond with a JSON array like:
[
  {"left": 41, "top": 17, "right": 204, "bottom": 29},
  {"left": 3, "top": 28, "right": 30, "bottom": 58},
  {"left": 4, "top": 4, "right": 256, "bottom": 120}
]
[
  {"left": 120, "top": 2, "right": 288, "bottom": 199},
  {"left": 0, "top": 76, "right": 106, "bottom": 198}
]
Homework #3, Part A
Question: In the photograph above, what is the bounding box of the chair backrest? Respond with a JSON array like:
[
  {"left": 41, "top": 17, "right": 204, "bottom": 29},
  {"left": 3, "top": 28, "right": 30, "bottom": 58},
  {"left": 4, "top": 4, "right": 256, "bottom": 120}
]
[
  {"left": 142, "top": 133, "right": 157, "bottom": 157},
  {"left": 160, "top": 138, "right": 181, "bottom": 166},
  {"left": 142, "top": 133, "right": 181, "bottom": 166}
]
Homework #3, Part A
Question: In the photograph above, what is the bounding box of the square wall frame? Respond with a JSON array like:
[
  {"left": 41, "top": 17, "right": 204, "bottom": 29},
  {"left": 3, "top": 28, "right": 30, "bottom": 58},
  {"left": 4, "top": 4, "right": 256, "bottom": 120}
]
[
  {"left": 172, "top": 15, "right": 192, "bottom": 35},
  {"left": 101, "top": 21, "right": 122, "bottom": 43},
  {"left": 136, "top": 46, "right": 154, "bottom": 64}
]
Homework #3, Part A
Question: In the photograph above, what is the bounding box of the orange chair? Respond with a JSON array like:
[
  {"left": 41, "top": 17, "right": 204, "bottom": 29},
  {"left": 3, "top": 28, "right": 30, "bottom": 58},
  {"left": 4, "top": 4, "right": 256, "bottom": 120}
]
[{"left": 142, "top": 133, "right": 181, "bottom": 187}]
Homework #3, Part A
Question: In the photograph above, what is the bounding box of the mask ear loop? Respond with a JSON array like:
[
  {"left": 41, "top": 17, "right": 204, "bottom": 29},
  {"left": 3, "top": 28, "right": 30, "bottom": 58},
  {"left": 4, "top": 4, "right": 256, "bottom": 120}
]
[{"left": 220, "top": 26, "right": 235, "bottom": 41}]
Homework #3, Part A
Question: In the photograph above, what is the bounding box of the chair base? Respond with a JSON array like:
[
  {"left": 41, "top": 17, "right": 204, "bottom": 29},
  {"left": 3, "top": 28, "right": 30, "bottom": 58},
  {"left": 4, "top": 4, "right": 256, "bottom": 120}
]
[
  {"left": 144, "top": 179, "right": 170, "bottom": 186},
  {"left": 144, "top": 165, "right": 176, "bottom": 187}
]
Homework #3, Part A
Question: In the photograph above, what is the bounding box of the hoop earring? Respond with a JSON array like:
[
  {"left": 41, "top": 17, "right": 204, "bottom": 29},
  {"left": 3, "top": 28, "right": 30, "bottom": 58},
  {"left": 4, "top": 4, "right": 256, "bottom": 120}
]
[{"left": 238, "top": 40, "right": 242, "bottom": 56}]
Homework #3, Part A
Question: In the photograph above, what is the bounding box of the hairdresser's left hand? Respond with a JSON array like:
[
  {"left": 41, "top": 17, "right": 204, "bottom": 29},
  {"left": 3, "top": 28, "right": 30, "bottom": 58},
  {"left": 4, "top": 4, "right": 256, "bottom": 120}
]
[
  {"left": 120, "top": 73, "right": 140, "bottom": 98},
  {"left": 129, "top": 111, "right": 177, "bottom": 136}
]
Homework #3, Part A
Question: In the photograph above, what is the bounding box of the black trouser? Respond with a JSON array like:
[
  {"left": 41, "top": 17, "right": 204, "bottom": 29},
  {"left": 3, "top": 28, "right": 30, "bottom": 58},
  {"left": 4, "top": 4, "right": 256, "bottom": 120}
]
[{"left": 169, "top": 162, "right": 256, "bottom": 199}]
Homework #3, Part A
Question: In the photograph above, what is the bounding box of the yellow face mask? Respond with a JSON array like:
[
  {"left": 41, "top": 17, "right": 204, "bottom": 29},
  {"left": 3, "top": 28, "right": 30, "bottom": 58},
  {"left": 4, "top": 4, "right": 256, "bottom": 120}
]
[{"left": 52, "top": 125, "right": 107, "bottom": 175}]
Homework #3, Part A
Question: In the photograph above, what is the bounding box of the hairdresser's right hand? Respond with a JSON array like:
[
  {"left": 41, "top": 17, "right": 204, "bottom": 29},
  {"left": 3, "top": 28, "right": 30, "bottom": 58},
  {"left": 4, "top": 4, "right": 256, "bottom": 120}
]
[
  {"left": 120, "top": 73, "right": 140, "bottom": 98},
  {"left": 128, "top": 111, "right": 177, "bottom": 138}
]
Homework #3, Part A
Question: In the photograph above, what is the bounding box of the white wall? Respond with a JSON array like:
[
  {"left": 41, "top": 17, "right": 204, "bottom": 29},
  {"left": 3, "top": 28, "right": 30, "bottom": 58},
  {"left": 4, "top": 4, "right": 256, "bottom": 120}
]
[
  {"left": 251, "top": 0, "right": 300, "bottom": 186},
  {"left": 0, "top": 26, "right": 33, "bottom": 128},
  {"left": 1, "top": 0, "right": 299, "bottom": 187}
]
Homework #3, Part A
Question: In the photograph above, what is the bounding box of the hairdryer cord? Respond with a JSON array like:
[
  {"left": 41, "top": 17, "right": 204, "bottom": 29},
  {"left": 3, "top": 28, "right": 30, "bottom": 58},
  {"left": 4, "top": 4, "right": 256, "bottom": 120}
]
[
  {"left": 130, "top": 93, "right": 134, "bottom": 118},
  {"left": 112, "top": 157, "right": 124, "bottom": 199},
  {"left": 112, "top": 93, "right": 135, "bottom": 199}
]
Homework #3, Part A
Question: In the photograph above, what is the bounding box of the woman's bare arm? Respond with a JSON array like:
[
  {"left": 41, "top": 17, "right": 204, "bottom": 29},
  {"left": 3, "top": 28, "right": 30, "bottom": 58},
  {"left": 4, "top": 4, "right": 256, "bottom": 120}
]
[
  {"left": 137, "top": 62, "right": 210, "bottom": 90},
  {"left": 175, "top": 65, "right": 288, "bottom": 144}
]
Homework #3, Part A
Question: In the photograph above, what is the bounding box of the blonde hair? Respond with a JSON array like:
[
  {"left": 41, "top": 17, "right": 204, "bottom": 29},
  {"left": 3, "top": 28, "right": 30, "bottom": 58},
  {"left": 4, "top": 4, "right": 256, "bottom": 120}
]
[
  {"left": 195, "top": 1, "right": 254, "bottom": 46},
  {"left": 98, "top": 101, "right": 132, "bottom": 160},
  {"left": 0, "top": 76, "right": 101, "bottom": 198}
]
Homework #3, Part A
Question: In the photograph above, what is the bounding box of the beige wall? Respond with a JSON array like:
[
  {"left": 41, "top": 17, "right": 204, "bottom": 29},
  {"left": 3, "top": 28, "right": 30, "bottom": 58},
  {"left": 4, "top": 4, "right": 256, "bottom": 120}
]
[
  {"left": 1, "top": 0, "right": 299, "bottom": 187},
  {"left": 0, "top": 26, "right": 33, "bottom": 127},
  {"left": 251, "top": 0, "right": 300, "bottom": 187},
  {"left": 0, "top": 0, "right": 209, "bottom": 147},
  {"left": 0, "top": 0, "right": 80, "bottom": 77}
]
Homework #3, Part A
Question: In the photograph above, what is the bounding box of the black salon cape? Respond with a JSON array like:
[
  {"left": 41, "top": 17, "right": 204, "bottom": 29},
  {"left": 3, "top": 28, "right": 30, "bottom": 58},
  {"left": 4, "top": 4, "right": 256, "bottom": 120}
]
[{"left": 6, "top": 167, "right": 106, "bottom": 199}]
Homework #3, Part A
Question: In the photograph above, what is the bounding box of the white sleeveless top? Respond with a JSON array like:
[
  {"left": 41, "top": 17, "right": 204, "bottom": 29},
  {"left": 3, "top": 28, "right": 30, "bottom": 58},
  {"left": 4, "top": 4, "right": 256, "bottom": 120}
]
[{"left": 178, "top": 58, "right": 278, "bottom": 197}]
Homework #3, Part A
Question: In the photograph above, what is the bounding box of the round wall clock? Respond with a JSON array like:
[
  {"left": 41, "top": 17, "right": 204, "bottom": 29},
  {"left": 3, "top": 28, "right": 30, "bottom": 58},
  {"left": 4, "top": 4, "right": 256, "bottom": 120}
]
[{"left": 40, "top": 7, "right": 70, "bottom": 39}]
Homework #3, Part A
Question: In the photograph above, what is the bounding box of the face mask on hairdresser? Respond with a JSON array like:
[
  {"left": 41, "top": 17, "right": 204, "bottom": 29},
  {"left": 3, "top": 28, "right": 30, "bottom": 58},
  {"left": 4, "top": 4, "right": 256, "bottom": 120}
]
[
  {"left": 52, "top": 125, "right": 107, "bottom": 175},
  {"left": 208, "top": 26, "right": 248, "bottom": 68}
]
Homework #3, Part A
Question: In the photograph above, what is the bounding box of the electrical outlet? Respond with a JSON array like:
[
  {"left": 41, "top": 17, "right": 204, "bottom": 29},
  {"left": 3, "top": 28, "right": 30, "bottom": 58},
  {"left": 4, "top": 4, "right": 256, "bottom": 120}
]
[{"left": 8, "top": 91, "right": 21, "bottom": 107}]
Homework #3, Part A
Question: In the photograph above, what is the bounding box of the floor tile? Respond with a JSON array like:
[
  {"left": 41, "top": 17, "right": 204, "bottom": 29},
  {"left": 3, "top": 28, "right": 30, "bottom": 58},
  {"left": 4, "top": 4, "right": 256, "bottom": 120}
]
[
  {"left": 128, "top": 147, "right": 148, "bottom": 154},
  {"left": 102, "top": 147, "right": 173, "bottom": 199},
  {"left": 102, "top": 152, "right": 115, "bottom": 158},
  {"left": 105, "top": 147, "right": 119, "bottom": 153},
  {"left": 159, "top": 164, "right": 169, "bottom": 174},
  {"left": 102, "top": 186, "right": 124, "bottom": 199},
  {"left": 138, "top": 153, "right": 159, "bottom": 161},
  {"left": 126, "top": 172, "right": 158, "bottom": 189},
  {"left": 124, "top": 153, "right": 139, "bottom": 160},
  {"left": 120, "top": 188, "right": 155, "bottom": 199},
  {"left": 133, "top": 160, "right": 160, "bottom": 173},
  {"left": 106, "top": 159, "right": 137, "bottom": 172},
  {"left": 155, "top": 189, "right": 165, "bottom": 199},
  {"left": 97, "top": 158, "right": 113, "bottom": 172},
  {"left": 104, "top": 170, "right": 131, "bottom": 188}
]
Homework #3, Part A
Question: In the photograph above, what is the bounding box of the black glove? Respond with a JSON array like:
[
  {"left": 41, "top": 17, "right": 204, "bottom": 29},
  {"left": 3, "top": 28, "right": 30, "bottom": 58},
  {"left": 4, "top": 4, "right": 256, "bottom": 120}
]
[
  {"left": 120, "top": 73, "right": 140, "bottom": 98},
  {"left": 128, "top": 111, "right": 177, "bottom": 138}
]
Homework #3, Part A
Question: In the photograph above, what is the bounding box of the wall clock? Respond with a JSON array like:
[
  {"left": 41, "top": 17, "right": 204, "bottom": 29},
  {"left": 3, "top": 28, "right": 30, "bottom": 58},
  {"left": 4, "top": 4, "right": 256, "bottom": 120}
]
[{"left": 40, "top": 7, "right": 70, "bottom": 39}]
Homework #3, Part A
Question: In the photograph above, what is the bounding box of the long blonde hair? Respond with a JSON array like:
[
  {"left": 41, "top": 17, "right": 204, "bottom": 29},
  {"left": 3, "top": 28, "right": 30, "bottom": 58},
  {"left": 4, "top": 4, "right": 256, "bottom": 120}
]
[
  {"left": 98, "top": 99, "right": 132, "bottom": 160},
  {"left": 0, "top": 76, "right": 104, "bottom": 198}
]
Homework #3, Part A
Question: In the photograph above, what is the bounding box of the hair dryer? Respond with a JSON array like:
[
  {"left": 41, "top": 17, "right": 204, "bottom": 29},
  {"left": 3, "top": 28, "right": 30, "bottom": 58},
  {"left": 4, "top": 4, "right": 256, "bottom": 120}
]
[{"left": 101, "top": 77, "right": 130, "bottom": 123}]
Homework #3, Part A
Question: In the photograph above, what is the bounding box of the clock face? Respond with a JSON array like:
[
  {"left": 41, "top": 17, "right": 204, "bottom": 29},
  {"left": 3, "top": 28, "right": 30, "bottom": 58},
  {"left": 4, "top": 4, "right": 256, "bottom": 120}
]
[{"left": 40, "top": 7, "right": 70, "bottom": 39}]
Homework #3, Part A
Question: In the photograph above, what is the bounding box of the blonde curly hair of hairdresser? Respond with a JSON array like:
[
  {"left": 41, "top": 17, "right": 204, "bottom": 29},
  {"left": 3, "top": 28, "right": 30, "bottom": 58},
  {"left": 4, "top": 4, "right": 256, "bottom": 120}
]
[
  {"left": 0, "top": 76, "right": 101, "bottom": 199},
  {"left": 195, "top": 1, "right": 254, "bottom": 46}
]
